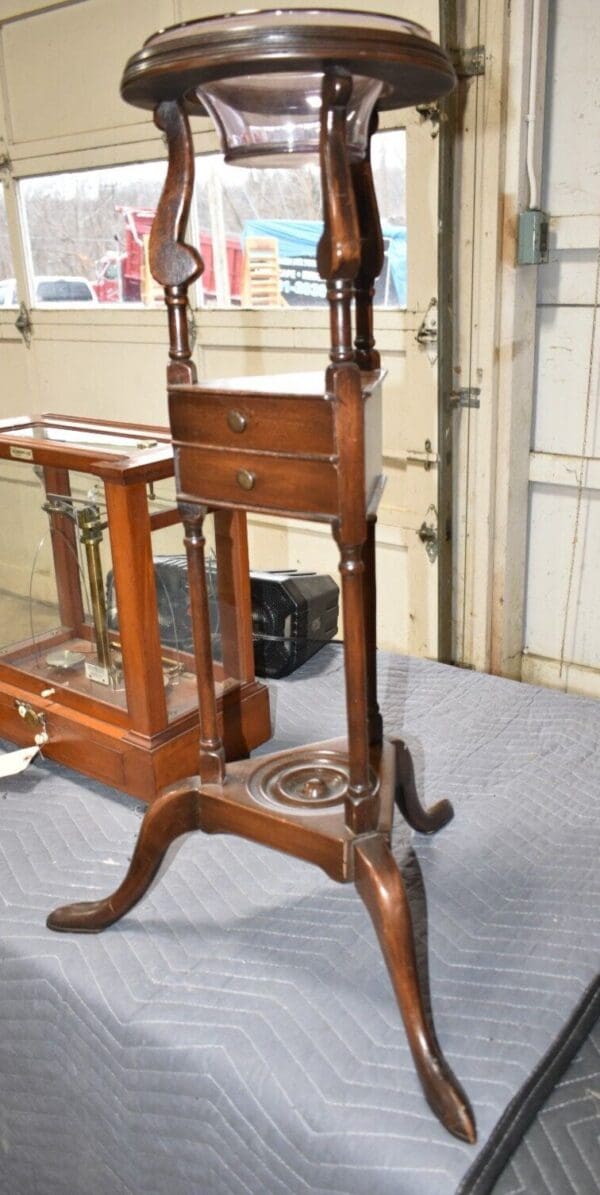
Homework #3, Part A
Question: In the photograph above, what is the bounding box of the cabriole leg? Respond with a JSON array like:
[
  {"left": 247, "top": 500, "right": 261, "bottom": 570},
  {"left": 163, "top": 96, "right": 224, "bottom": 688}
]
[
  {"left": 354, "top": 835, "right": 476, "bottom": 1143},
  {"left": 47, "top": 785, "right": 201, "bottom": 934},
  {"left": 394, "top": 740, "right": 454, "bottom": 834}
]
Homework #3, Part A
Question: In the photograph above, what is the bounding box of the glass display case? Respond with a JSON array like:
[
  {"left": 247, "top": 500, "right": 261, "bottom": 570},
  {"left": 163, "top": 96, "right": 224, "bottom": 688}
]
[{"left": 0, "top": 413, "right": 270, "bottom": 799}]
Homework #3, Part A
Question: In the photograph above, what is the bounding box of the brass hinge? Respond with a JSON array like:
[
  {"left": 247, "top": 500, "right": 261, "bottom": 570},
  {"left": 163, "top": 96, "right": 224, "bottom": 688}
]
[{"left": 450, "top": 45, "right": 486, "bottom": 78}]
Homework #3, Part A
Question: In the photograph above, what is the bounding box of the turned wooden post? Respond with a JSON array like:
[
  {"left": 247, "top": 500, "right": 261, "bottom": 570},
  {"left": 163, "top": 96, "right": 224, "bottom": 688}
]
[
  {"left": 181, "top": 502, "right": 226, "bottom": 784},
  {"left": 152, "top": 100, "right": 257, "bottom": 754},
  {"left": 318, "top": 70, "right": 376, "bottom": 833},
  {"left": 364, "top": 516, "right": 383, "bottom": 746}
]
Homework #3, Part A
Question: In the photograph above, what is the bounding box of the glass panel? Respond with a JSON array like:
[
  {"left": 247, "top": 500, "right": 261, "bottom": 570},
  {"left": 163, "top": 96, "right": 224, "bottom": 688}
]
[
  {"left": 20, "top": 162, "right": 165, "bottom": 307},
  {"left": 194, "top": 128, "right": 406, "bottom": 308},
  {"left": 0, "top": 421, "right": 160, "bottom": 452},
  {"left": 0, "top": 461, "right": 62, "bottom": 653},
  {"left": 0, "top": 463, "right": 128, "bottom": 708},
  {"left": 0, "top": 462, "right": 252, "bottom": 732},
  {"left": 0, "top": 463, "right": 133, "bottom": 707},
  {"left": 0, "top": 187, "right": 16, "bottom": 307}
]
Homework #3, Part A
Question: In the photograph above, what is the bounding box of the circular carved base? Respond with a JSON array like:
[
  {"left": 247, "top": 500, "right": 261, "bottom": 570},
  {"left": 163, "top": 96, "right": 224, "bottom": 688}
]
[{"left": 249, "top": 748, "right": 379, "bottom": 815}]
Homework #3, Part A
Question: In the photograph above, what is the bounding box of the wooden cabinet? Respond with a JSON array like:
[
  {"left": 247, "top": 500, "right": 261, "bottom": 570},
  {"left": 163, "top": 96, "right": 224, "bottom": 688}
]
[{"left": 0, "top": 413, "right": 270, "bottom": 799}]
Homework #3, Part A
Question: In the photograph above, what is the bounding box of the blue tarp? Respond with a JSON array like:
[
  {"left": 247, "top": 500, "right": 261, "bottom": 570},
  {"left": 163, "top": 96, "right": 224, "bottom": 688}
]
[{"left": 242, "top": 218, "right": 407, "bottom": 305}]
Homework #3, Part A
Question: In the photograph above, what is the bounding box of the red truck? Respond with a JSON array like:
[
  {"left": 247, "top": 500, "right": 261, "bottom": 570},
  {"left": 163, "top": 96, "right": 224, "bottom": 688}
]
[{"left": 94, "top": 207, "right": 243, "bottom": 304}]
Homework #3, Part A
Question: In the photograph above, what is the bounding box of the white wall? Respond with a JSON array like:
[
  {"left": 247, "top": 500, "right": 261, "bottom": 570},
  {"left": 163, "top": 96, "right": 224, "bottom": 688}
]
[
  {"left": 449, "top": 0, "right": 600, "bottom": 700},
  {"left": 523, "top": 0, "right": 600, "bottom": 696}
]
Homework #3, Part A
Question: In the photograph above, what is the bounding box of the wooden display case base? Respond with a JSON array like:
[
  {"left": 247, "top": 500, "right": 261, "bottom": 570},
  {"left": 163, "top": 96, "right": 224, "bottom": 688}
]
[{"left": 0, "top": 675, "right": 270, "bottom": 802}]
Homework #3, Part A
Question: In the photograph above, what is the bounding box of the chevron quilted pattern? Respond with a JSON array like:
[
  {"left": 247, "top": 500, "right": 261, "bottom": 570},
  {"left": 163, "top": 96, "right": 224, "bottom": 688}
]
[
  {"left": 492, "top": 1018, "right": 600, "bottom": 1195},
  {"left": 0, "top": 649, "right": 598, "bottom": 1195}
]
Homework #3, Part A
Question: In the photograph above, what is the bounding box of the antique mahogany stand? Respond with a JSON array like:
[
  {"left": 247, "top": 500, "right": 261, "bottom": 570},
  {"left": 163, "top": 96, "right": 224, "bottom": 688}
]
[{"left": 48, "top": 11, "right": 476, "bottom": 1142}]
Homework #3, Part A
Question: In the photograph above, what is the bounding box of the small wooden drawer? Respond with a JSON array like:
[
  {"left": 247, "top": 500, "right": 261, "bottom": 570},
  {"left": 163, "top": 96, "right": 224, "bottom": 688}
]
[
  {"left": 176, "top": 444, "right": 339, "bottom": 519},
  {"left": 169, "top": 387, "right": 335, "bottom": 457}
]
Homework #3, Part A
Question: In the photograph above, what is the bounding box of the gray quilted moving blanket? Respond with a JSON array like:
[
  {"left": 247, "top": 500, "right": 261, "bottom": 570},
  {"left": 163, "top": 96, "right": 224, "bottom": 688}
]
[{"left": 1, "top": 649, "right": 598, "bottom": 1194}]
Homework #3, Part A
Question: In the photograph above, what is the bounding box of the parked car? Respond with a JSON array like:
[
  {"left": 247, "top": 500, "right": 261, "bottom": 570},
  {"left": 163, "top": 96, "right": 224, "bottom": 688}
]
[
  {"left": 0, "top": 278, "right": 16, "bottom": 306},
  {"left": 0, "top": 275, "right": 96, "bottom": 305}
]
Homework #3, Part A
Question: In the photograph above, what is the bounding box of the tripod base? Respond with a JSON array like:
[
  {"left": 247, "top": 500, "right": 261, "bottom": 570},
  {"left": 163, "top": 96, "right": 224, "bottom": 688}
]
[{"left": 47, "top": 737, "right": 476, "bottom": 1144}]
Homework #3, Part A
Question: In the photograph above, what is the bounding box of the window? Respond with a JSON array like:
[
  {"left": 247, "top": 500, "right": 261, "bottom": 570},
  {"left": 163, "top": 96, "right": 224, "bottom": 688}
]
[
  {"left": 15, "top": 130, "right": 405, "bottom": 311},
  {"left": 194, "top": 129, "right": 406, "bottom": 309},
  {"left": 0, "top": 186, "right": 16, "bottom": 307},
  {"left": 20, "top": 162, "right": 165, "bottom": 306}
]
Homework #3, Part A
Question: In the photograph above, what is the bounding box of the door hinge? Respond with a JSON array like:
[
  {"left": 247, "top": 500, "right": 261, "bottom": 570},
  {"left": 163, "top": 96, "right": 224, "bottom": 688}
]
[
  {"left": 0, "top": 152, "right": 12, "bottom": 174},
  {"left": 416, "top": 298, "right": 438, "bottom": 364},
  {"left": 416, "top": 298, "right": 438, "bottom": 345},
  {"left": 450, "top": 45, "right": 486, "bottom": 78},
  {"left": 449, "top": 386, "right": 481, "bottom": 409},
  {"left": 417, "top": 506, "right": 439, "bottom": 563},
  {"left": 15, "top": 302, "right": 33, "bottom": 348},
  {"left": 416, "top": 103, "right": 440, "bottom": 137}
]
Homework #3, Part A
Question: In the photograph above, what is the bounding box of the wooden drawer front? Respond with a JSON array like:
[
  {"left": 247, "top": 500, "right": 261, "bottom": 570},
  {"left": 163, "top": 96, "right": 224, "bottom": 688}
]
[
  {"left": 177, "top": 445, "right": 339, "bottom": 518},
  {"left": 170, "top": 391, "right": 334, "bottom": 457},
  {"left": 0, "top": 691, "right": 127, "bottom": 790}
]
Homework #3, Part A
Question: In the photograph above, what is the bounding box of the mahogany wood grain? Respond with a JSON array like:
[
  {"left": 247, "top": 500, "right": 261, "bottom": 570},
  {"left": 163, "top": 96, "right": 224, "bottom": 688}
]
[
  {"left": 176, "top": 443, "right": 339, "bottom": 518},
  {"left": 393, "top": 739, "right": 454, "bottom": 833},
  {"left": 148, "top": 506, "right": 181, "bottom": 531},
  {"left": 46, "top": 734, "right": 473, "bottom": 1141},
  {"left": 150, "top": 100, "right": 203, "bottom": 385},
  {"left": 354, "top": 835, "right": 476, "bottom": 1143},
  {"left": 182, "top": 503, "right": 226, "bottom": 783},
  {"left": 121, "top": 18, "right": 456, "bottom": 116},
  {"left": 318, "top": 70, "right": 361, "bottom": 287},
  {"left": 44, "top": 14, "right": 473, "bottom": 1145},
  {"left": 351, "top": 113, "right": 384, "bottom": 372},
  {"left": 213, "top": 509, "right": 256, "bottom": 686},
  {"left": 169, "top": 387, "right": 335, "bottom": 457},
  {"left": 0, "top": 422, "right": 269, "bottom": 799},
  {"left": 364, "top": 517, "right": 383, "bottom": 746}
]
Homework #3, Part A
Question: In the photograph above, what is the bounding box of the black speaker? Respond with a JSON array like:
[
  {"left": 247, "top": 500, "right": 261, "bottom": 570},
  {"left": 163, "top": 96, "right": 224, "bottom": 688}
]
[
  {"left": 106, "top": 559, "right": 339, "bottom": 679},
  {"left": 249, "top": 570, "right": 339, "bottom": 677}
]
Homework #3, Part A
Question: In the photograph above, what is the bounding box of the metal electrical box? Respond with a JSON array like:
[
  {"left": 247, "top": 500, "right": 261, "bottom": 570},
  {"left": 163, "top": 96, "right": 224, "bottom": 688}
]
[{"left": 517, "top": 209, "right": 549, "bottom": 265}]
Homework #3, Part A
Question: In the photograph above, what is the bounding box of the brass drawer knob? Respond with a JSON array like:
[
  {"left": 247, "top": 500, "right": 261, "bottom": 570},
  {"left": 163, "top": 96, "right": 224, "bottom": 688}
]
[
  {"left": 236, "top": 469, "right": 256, "bottom": 491},
  {"left": 227, "top": 409, "right": 247, "bottom": 433}
]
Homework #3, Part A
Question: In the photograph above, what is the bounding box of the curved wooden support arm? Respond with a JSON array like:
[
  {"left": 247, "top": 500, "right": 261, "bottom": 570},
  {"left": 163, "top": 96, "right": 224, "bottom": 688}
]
[
  {"left": 151, "top": 100, "right": 203, "bottom": 289},
  {"left": 352, "top": 114, "right": 384, "bottom": 370},
  {"left": 151, "top": 100, "right": 204, "bottom": 383},
  {"left": 317, "top": 70, "right": 361, "bottom": 285},
  {"left": 317, "top": 72, "right": 362, "bottom": 372}
]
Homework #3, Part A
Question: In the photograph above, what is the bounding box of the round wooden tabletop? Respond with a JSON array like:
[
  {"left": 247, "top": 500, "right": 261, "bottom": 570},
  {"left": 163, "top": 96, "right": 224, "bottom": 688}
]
[{"left": 121, "top": 8, "right": 455, "bottom": 115}]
